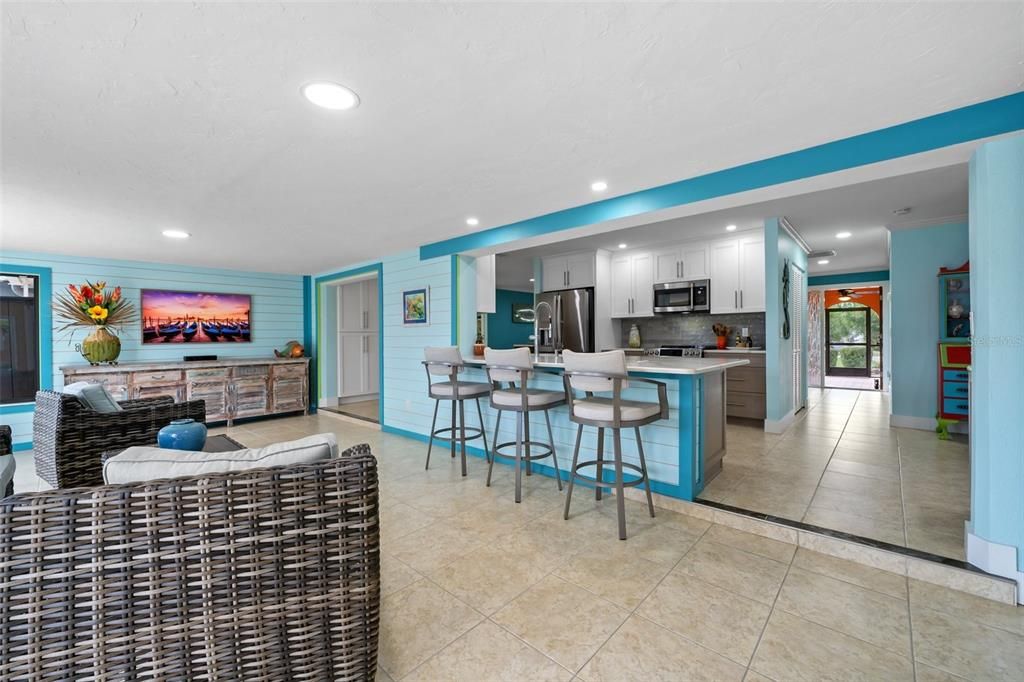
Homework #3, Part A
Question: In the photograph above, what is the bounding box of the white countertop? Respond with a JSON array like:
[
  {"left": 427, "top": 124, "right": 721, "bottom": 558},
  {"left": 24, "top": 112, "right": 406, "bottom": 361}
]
[
  {"left": 703, "top": 348, "right": 766, "bottom": 355},
  {"left": 464, "top": 353, "right": 749, "bottom": 376}
]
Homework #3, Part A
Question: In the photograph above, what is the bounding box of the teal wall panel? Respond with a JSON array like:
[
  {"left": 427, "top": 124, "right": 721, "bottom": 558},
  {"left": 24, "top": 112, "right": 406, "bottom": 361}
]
[
  {"left": 889, "top": 222, "right": 969, "bottom": 420},
  {"left": 1, "top": 251, "right": 304, "bottom": 446},
  {"left": 968, "top": 134, "right": 1024, "bottom": 574},
  {"left": 487, "top": 289, "right": 534, "bottom": 349},
  {"left": 765, "top": 219, "right": 809, "bottom": 423}
]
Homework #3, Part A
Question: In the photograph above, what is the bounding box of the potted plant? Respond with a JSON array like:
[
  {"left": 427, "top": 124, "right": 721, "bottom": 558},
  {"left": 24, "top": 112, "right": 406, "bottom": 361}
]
[
  {"left": 55, "top": 280, "right": 138, "bottom": 365},
  {"left": 712, "top": 323, "right": 731, "bottom": 350}
]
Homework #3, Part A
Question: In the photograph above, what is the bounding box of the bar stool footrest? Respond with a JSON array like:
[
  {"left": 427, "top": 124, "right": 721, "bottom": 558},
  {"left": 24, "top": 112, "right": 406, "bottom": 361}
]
[
  {"left": 493, "top": 440, "right": 555, "bottom": 462},
  {"left": 431, "top": 426, "right": 485, "bottom": 442},
  {"left": 568, "top": 459, "right": 647, "bottom": 488}
]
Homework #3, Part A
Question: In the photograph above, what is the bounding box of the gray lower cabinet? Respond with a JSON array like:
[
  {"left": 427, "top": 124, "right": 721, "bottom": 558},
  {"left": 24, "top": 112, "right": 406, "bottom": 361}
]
[
  {"left": 704, "top": 351, "right": 767, "bottom": 420},
  {"left": 63, "top": 358, "right": 310, "bottom": 426}
]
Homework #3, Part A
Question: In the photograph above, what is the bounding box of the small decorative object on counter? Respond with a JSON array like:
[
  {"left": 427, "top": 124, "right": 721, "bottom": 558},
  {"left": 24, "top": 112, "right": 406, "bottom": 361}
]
[
  {"left": 712, "top": 323, "right": 731, "bottom": 350},
  {"left": 628, "top": 324, "right": 641, "bottom": 349},
  {"left": 274, "top": 340, "right": 305, "bottom": 358},
  {"left": 473, "top": 333, "right": 485, "bottom": 357},
  {"left": 158, "top": 418, "right": 208, "bottom": 451},
  {"left": 55, "top": 279, "right": 138, "bottom": 365}
]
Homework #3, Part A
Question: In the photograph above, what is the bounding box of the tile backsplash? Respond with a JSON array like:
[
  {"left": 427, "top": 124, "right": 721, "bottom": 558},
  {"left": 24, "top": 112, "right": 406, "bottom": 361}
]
[{"left": 617, "top": 312, "right": 766, "bottom": 349}]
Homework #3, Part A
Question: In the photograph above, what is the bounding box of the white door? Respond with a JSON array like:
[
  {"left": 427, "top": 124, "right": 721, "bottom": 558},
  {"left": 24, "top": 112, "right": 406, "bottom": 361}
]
[
  {"left": 366, "top": 333, "right": 380, "bottom": 393},
  {"left": 363, "top": 279, "right": 378, "bottom": 330},
  {"left": 653, "top": 247, "right": 681, "bottom": 283},
  {"left": 565, "top": 253, "right": 595, "bottom": 288},
  {"left": 791, "top": 265, "right": 805, "bottom": 411},
  {"left": 681, "top": 243, "right": 708, "bottom": 280},
  {"left": 738, "top": 234, "right": 766, "bottom": 311},
  {"left": 610, "top": 255, "right": 633, "bottom": 318},
  {"left": 339, "top": 334, "right": 364, "bottom": 397},
  {"left": 541, "top": 257, "right": 566, "bottom": 291},
  {"left": 631, "top": 253, "right": 654, "bottom": 317},
  {"left": 339, "top": 281, "right": 363, "bottom": 331},
  {"left": 709, "top": 239, "right": 740, "bottom": 314}
]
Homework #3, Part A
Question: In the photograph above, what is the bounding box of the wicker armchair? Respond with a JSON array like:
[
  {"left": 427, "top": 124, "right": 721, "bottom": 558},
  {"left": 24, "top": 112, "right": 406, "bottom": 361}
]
[
  {"left": 0, "top": 449, "right": 381, "bottom": 681},
  {"left": 32, "top": 390, "right": 207, "bottom": 488}
]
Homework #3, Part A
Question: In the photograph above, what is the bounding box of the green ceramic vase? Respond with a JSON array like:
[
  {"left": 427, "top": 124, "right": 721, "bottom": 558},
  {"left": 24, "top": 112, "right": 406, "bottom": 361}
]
[{"left": 79, "top": 326, "right": 121, "bottom": 365}]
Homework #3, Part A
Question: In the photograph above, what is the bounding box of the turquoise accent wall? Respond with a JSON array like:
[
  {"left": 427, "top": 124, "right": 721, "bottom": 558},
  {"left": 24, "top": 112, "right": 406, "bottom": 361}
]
[
  {"left": 0, "top": 251, "right": 305, "bottom": 447},
  {"left": 764, "top": 219, "right": 809, "bottom": 423},
  {"left": 889, "top": 222, "right": 969, "bottom": 421},
  {"left": 487, "top": 289, "right": 534, "bottom": 349},
  {"left": 968, "top": 134, "right": 1024, "bottom": 574}
]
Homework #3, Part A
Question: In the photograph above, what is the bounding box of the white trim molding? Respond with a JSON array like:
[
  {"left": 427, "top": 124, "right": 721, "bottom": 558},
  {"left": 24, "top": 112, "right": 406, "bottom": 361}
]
[
  {"left": 890, "top": 413, "right": 969, "bottom": 433},
  {"left": 765, "top": 408, "right": 796, "bottom": 434},
  {"left": 779, "top": 217, "right": 812, "bottom": 255},
  {"left": 966, "top": 526, "right": 1023, "bottom": 605}
]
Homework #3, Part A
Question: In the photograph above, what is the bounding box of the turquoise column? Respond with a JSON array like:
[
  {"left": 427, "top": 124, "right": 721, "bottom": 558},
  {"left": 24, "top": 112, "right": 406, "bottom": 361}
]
[{"left": 967, "top": 134, "right": 1024, "bottom": 597}]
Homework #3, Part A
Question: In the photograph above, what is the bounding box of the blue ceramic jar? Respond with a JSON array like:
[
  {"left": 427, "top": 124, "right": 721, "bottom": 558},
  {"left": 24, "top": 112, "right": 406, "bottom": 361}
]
[{"left": 158, "top": 418, "right": 208, "bottom": 451}]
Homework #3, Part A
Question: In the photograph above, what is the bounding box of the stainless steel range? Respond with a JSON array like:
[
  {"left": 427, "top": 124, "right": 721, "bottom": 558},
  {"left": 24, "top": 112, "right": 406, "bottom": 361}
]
[{"left": 655, "top": 345, "right": 704, "bottom": 358}]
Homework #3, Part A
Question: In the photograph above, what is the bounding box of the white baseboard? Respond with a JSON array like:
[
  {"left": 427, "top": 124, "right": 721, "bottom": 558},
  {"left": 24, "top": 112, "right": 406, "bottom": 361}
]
[
  {"left": 889, "top": 413, "right": 969, "bottom": 433},
  {"left": 764, "top": 409, "right": 796, "bottom": 434},
  {"left": 966, "top": 527, "right": 1023, "bottom": 605}
]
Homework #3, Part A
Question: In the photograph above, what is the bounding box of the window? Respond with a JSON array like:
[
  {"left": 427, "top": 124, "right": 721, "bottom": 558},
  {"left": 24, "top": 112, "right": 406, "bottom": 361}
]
[{"left": 0, "top": 273, "right": 40, "bottom": 404}]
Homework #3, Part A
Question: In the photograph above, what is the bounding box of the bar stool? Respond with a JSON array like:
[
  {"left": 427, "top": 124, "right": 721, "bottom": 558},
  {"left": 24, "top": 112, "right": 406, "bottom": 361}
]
[
  {"left": 423, "top": 347, "right": 491, "bottom": 476},
  {"left": 561, "top": 350, "right": 668, "bottom": 540},
  {"left": 483, "top": 347, "right": 566, "bottom": 503}
]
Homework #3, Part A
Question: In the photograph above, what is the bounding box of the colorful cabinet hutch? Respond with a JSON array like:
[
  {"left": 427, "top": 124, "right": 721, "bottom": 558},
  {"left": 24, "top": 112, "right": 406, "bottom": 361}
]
[{"left": 937, "top": 262, "right": 970, "bottom": 437}]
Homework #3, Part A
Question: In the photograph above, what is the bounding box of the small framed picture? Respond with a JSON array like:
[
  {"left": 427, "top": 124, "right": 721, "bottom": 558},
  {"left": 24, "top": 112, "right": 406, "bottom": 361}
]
[
  {"left": 511, "top": 303, "right": 535, "bottom": 324},
  {"left": 403, "top": 288, "right": 428, "bottom": 325}
]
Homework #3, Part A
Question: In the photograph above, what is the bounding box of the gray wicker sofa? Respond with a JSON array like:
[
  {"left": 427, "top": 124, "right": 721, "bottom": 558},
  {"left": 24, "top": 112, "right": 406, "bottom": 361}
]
[
  {"left": 31, "top": 390, "right": 206, "bottom": 488},
  {"left": 0, "top": 446, "right": 381, "bottom": 680}
]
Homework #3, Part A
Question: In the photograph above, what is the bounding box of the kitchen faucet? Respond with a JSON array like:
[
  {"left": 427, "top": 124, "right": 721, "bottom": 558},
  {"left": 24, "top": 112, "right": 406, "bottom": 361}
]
[{"left": 533, "top": 300, "right": 555, "bottom": 359}]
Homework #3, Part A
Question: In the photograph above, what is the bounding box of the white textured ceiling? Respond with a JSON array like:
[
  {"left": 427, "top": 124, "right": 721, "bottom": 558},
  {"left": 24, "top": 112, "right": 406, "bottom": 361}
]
[
  {"left": 501, "top": 163, "right": 969, "bottom": 284},
  {"left": 2, "top": 2, "right": 1021, "bottom": 274}
]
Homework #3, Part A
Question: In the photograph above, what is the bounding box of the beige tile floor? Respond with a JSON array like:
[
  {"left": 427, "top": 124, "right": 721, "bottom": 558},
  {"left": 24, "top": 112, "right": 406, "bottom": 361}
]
[
  {"left": 12, "top": 412, "right": 1016, "bottom": 680},
  {"left": 321, "top": 397, "right": 380, "bottom": 422},
  {"left": 699, "top": 388, "right": 971, "bottom": 560}
]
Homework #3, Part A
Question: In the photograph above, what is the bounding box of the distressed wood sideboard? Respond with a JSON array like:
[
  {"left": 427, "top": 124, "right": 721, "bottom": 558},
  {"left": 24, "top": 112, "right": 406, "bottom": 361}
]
[{"left": 61, "top": 357, "right": 310, "bottom": 425}]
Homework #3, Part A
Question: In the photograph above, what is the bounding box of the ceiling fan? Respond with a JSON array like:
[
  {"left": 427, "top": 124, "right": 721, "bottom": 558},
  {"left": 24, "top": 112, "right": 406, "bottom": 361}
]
[{"left": 836, "top": 288, "right": 867, "bottom": 302}]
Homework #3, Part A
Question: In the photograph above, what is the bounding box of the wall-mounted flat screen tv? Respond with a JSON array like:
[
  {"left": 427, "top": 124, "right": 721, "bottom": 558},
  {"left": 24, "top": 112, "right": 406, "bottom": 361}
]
[{"left": 141, "top": 290, "right": 251, "bottom": 344}]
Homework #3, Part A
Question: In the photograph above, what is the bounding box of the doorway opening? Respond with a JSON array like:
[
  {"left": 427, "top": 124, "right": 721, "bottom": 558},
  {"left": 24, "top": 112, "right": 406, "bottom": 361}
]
[
  {"left": 822, "top": 287, "right": 882, "bottom": 390},
  {"left": 320, "top": 272, "right": 380, "bottom": 423}
]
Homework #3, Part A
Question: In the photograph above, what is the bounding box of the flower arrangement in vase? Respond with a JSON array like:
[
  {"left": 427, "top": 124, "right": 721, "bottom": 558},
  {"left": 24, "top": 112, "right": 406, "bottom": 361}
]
[
  {"left": 712, "top": 323, "right": 731, "bottom": 350},
  {"left": 55, "top": 280, "right": 138, "bottom": 365}
]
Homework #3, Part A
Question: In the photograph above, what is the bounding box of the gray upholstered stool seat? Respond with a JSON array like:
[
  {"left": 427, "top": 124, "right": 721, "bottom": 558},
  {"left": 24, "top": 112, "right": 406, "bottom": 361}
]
[
  {"left": 429, "top": 381, "right": 491, "bottom": 399},
  {"left": 561, "top": 350, "right": 668, "bottom": 540},
  {"left": 485, "top": 347, "right": 565, "bottom": 503},
  {"left": 492, "top": 388, "right": 564, "bottom": 408},
  {"left": 423, "top": 347, "right": 490, "bottom": 477}
]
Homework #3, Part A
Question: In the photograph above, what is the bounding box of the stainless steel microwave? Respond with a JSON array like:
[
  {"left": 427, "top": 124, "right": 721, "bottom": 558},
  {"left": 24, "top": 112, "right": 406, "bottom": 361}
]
[{"left": 653, "top": 279, "right": 710, "bottom": 313}]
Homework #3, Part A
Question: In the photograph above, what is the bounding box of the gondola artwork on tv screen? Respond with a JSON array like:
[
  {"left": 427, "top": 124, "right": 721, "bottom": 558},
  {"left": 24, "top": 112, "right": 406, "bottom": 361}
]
[{"left": 141, "top": 290, "right": 252, "bottom": 343}]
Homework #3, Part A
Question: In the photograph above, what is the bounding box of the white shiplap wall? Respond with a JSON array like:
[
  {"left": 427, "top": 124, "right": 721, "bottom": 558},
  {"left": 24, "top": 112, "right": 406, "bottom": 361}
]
[{"left": 2, "top": 251, "right": 304, "bottom": 446}]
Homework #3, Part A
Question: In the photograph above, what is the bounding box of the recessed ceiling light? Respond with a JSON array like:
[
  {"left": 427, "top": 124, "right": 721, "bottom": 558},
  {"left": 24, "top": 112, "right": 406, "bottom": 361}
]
[
  {"left": 465, "top": 217, "right": 480, "bottom": 227},
  {"left": 162, "top": 229, "right": 190, "bottom": 239},
  {"left": 817, "top": 259, "right": 830, "bottom": 265},
  {"left": 301, "top": 81, "right": 360, "bottom": 110},
  {"left": 726, "top": 224, "right": 737, "bottom": 232},
  {"left": 836, "top": 231, "right": 852, "bottom": 239},
  {"left": 591, "top": 180, "right": 608, "bottom": 192},
  {"left": 529, "top": 278, "right": 535, "bottom": 282},
  {"left": 618, "top": 243, "right": 628, "bottom": 249}
]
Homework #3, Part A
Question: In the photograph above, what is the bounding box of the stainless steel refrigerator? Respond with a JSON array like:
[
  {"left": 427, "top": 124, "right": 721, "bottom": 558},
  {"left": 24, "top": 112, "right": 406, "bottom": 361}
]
[{"left": 534, "top": 288, "right": 594, "bottom": 353}]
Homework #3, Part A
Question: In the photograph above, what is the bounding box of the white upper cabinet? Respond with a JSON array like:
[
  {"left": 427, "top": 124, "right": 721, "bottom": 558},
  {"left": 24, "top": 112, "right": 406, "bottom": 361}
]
[
  {"left": 610, "top": 252, "right": 654, "bottom": 318},
  {"left": 708, "top": 230, "right": 765, "bottom": 314},
  {"left": 652, "top": 242, "right": 708, "bottom": 283},
  {"left": 681, "top": 243, "right": 709, "bottom": 280},
  {"left": 541, "top": 252, "right": 596, "bottom": 291},
  {"left": 738, "top": 234, "right": 765, "bottom": 311}
]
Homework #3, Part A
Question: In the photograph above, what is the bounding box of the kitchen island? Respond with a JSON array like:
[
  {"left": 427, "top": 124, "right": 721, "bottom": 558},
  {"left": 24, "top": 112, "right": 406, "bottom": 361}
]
[{"left": 461, "top": 353, "right": 749, "bottom": 499}]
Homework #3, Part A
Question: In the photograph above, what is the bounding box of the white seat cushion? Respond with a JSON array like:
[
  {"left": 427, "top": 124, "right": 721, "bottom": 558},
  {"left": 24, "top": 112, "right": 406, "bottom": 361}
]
[
  {"left": 429, "top": 381, "right": 490, "bottom": 398},
  {"left": 492, "top": 388, "right": 564, "bottom": 408},
  {"left": 573, "top": 398, "right": 660, "bottom": 422},
  {"left": 62, "top": 381, "right": 123, "bottom": 413},
  {"left": 103, "top": 433, "right": 338, "bottom": 485}
]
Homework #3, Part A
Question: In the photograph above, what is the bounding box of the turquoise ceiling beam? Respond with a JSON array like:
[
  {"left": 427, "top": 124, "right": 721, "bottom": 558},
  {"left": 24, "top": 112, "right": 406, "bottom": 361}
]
[{"left": 420, "top": 91, "right": 1024, "bottom": 261}]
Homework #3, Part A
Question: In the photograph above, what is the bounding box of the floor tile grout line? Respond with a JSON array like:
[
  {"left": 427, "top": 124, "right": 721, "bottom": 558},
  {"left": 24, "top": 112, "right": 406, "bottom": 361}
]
[
  {"left": 744, "top": 534, "right": 799, "bottom": 676},
  {"left": 906, "top": 572, "right": 920, "bottom": 682},
  {"left": 797, "top": 389, "right": 861, "bottom": 525},
  {"left": 562, "top": 521, "right": 717, "bottom": 676}
]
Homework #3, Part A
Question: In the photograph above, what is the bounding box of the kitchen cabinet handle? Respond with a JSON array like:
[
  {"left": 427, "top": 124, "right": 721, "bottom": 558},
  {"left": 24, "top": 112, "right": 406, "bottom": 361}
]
[
  {"left": 734, "top": 291, "right": 738, "bottom": 308},
  {"left": 740, "top": 290, "right": 744, "bottom": 308},
  {"left": 680, "top": 261, "right": 684, "bottom": 278}
]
